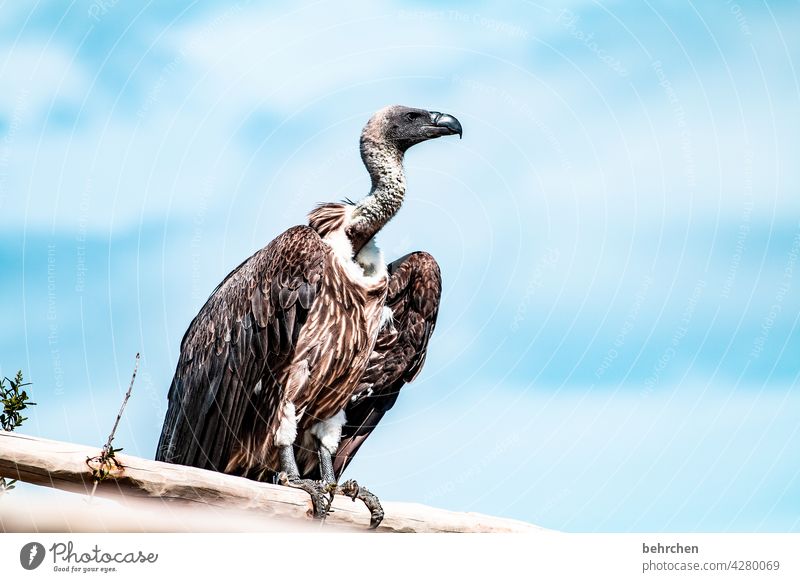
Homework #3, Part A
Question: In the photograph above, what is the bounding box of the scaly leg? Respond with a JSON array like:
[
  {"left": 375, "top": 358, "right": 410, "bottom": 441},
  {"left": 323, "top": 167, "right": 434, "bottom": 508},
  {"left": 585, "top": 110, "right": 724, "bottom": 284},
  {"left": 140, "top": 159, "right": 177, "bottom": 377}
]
[
  {"left": 276, "top": 445, "right": 331, "bottom": 519},
  {"left": 314, "top": 437, "right": 384, "bottom": 528},
  {"left": 317, "top": 441, "right": 336, "bottom": 485}
]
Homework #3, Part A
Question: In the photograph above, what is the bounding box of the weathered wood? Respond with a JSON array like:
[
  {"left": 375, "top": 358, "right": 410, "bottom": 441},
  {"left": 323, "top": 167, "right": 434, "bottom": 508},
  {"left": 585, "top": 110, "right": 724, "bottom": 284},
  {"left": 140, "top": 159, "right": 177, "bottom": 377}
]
[{"left": 0, "top": 431, "right": 542, "bottom": 533}]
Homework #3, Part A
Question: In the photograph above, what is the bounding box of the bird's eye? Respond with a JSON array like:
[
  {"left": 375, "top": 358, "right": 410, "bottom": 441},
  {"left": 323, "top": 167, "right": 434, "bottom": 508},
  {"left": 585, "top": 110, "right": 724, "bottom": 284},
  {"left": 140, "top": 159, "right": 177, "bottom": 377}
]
[{"left": 405, "top": 112, "right": 419, "bottom": 122}]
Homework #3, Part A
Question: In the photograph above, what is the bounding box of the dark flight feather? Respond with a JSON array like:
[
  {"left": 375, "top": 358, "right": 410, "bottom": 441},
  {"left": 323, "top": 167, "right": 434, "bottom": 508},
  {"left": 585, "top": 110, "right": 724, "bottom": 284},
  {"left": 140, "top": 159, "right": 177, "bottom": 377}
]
[
  {"left": 331, "top": 251, "right": 442, "bottom": 479},
  {"left": 155, "top": 225, "right": 326, "bottom": 474}
]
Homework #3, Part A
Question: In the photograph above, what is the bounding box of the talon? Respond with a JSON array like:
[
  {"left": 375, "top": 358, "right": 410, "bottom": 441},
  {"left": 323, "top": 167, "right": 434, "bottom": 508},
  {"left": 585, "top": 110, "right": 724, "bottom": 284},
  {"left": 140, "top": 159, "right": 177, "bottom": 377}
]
[
  {"left": 339, "top": 479, "right": 359, "bottom": 501},
  {"left": 279, "top": 477, "right": 332, "bottom": 520},
  {"left": 335, "top": 479, "right": 384, "bottom": 529},
  {"left": 324, "top": 481, "right": 337, "bottom": 508}
]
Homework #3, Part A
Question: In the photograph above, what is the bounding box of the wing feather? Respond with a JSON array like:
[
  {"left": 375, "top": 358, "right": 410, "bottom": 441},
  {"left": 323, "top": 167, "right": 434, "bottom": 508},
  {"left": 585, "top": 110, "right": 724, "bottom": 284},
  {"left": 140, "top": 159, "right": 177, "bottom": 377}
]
[
  {"left": 156, "top": 225, "right": 327, "bottom": 475},
  {"left": 331, "top": 251, "right": 442, "bottom": 479}
]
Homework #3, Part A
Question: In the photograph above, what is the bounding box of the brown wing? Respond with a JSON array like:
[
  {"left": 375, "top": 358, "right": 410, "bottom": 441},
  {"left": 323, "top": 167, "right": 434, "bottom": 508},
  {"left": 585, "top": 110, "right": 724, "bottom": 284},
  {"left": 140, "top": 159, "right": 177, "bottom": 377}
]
[
  {"left": 155, "top": 225, "right": 326, "bottom": 476},
  {"left": 332, "top": 251, "right": 442, "bottom": 479}
]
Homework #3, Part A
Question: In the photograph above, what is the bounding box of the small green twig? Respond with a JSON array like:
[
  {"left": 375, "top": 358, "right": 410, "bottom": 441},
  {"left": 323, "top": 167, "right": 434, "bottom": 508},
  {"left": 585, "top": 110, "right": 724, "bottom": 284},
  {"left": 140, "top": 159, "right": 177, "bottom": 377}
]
[
  {"left": 0, "top": 370, "right": 35, "bottom": 496},
  {"left": 0, "top": 370, "right": 36, "bottom": 432},
  {"left": 86, "top": 353, "right": 139, "bottom": 494}
]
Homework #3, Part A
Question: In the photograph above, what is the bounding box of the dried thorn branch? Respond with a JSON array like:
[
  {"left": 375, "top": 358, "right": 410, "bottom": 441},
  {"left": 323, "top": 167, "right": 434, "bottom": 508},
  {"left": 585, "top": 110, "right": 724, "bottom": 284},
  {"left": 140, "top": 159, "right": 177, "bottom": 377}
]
[{"left": 86, "top": 353, "right": 139, "bottom": 494}]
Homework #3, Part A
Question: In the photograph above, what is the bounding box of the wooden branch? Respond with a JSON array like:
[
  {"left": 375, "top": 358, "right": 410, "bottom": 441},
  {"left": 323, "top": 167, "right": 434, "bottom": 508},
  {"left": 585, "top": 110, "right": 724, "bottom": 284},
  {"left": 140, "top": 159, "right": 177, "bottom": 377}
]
[{"left": 0, "top": 431, "right": 542, "bottom": 533}]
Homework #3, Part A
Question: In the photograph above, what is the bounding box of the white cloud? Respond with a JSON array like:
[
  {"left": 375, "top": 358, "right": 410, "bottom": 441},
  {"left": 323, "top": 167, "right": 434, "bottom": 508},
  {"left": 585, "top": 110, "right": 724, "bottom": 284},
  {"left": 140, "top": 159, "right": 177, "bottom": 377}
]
[
  {"left": 2, "top": 0, "right": 798, "bottom": 255},
  {"left": 0, "top": 41, "right": 89, "bottom": 124}
]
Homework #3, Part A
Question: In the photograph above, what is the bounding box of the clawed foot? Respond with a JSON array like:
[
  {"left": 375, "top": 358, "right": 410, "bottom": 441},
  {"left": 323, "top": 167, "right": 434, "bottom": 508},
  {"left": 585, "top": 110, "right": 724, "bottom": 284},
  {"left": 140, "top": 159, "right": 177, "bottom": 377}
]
[
  {"left": 277, "top": 472, "right": 333, "bottom": 520},
  {"left": 336, "top": 479, "right": 384, "bottom": 529},
  {"left": 277, "top": 472, "right": 383, "bottom": 529}
]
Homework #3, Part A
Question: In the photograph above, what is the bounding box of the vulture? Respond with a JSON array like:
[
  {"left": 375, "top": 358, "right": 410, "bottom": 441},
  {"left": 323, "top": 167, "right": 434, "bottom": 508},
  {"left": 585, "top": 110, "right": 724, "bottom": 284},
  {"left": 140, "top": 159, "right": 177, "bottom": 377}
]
[{"left": 156, "top": 105, "right": 462, "bottom": 528}]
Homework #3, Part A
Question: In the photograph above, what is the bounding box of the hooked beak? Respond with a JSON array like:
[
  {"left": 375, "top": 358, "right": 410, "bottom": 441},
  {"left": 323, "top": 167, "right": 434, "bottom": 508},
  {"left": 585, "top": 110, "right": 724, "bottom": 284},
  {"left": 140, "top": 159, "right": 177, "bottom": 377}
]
[{"left": 428, "top": 111, "right": 463, "bottom": 139}]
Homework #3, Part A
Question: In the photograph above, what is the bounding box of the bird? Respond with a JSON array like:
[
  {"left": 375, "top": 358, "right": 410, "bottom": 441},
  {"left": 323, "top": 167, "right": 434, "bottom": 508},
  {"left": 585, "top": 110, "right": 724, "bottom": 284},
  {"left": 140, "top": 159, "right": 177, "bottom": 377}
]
[{"left": 155, "top": 105, "right": 461, "bottom": 528}]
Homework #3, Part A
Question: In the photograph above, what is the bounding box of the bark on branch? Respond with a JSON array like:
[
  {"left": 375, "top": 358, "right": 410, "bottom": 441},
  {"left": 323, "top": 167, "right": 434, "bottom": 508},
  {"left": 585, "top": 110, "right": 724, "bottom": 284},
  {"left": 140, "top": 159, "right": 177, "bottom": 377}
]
[{"left": 0, "top": 431, "right": 541, "bottom": 533}]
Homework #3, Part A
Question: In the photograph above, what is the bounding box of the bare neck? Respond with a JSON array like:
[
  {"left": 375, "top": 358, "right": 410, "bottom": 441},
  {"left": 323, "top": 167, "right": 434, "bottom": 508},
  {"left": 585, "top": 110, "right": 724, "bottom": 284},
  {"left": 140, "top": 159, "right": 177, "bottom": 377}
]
[{"left": 346, "top": 136, "right": 406, "bottom": 255}]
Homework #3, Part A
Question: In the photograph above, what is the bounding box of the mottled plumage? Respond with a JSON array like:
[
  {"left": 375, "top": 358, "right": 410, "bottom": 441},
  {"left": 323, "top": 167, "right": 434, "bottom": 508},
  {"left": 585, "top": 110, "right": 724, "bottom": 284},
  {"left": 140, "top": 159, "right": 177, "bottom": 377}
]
[
  {"left": 332, "top": 251, "right": 442, "bottom": 479},
  {"left": 156, "top": 105, "right": 461, "bottom": 527},
  {"left": 156, "top": 225, "right": 327, "bottom": 475}
]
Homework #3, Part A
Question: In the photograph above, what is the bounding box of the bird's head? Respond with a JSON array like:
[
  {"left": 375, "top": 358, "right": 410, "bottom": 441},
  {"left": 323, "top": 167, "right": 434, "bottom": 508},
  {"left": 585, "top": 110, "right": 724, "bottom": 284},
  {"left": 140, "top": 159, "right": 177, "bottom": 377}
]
[{"left": 362, "top": 105, "right": 462, "bottom": 153}]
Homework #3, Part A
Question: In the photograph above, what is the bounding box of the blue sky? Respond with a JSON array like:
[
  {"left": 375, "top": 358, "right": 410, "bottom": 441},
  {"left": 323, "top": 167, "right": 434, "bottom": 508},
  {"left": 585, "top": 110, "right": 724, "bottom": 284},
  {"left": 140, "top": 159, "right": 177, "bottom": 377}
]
[{"left": 1, "top": 0, "right": 799, "bottom": 532}]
